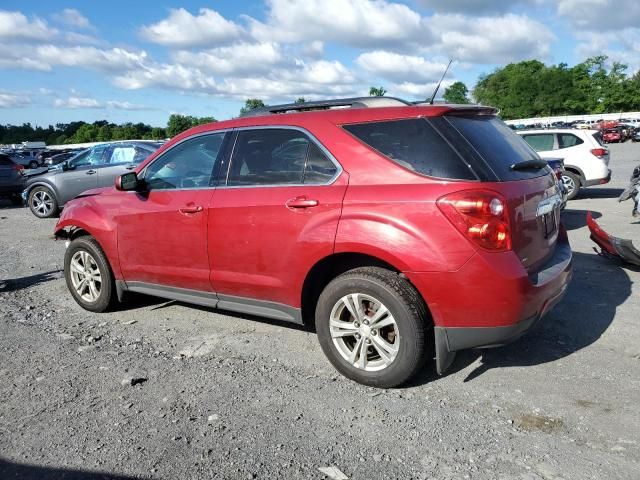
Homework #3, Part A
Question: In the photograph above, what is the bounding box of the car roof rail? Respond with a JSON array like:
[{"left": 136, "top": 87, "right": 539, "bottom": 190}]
[{"left": 240, "top": 96, "right": 413, "bottom": 117}]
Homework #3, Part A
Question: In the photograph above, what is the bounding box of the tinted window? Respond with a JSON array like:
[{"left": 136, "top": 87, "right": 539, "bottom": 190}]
[
  {"left": 303, "top": 142, "right": 337, "bottom": 184},
  {"left": 446, "top": 116, "right": 547, "bottom": 180},
  {"left": 558, "top": 133, "right": 584, "bottom": 149},
  {"left": 228, "top": 129, "right": 315, "bottom": 186},
  {"left": 522, "top": 133, "right": 555, "bottom": 152},
  {"left": 71, "top": 146, "right": 108, "bottom": 167},
  {"left": 343, "top": 119, "right": 476, "bottom": 180},
  {"left": 145, "top": 133, "right": 226, "bottom": 190},
  {"left": 108, "top": 146, "right": 137, "bottom": 165}
]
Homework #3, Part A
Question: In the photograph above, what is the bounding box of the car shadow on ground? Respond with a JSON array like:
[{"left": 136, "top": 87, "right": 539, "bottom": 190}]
[
  {"left": 0, "top": 458, "right": 140, "bottom": 480},
  {"left": 0, "top": 270, "right": 63, "bottom": 293},
  {"left": 575, "top": 187, "right": 624, "bottom": 199},
  {"left": 562, "top": 209, "right": 601, "bottom": 231},
  {"left": 0, "top": 201, "right": 25, "bottom": 210},
  {"left": 412, "top": 251, "right": 633, "bottom": 385}
]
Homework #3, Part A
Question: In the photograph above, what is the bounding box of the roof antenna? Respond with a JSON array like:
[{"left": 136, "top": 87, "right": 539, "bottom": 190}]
[{"left": 428, "top": 59, "right": 452, "bottom": 105}]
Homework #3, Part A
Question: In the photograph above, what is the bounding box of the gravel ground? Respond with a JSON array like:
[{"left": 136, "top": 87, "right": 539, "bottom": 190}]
[{"left": 1, "top": 142, "right": 639, "bottom": 480}]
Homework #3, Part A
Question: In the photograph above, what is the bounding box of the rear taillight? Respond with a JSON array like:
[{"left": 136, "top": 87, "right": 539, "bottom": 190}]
[
  {"left": 591, "top": 148, "right": 608, "bottom": 157},
  {"left": 13, "top": 164, "right": 24, "bottom": 175},
  {"left": 437, "top": 190, "right": 511, "bottom": 252}
]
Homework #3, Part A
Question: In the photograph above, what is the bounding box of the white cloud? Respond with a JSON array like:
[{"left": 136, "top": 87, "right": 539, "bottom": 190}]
[
  {"left": 357, "top": 51, "right": 449, "bottom": 83},
  {"left": 36, "top": 45, "right": 148, "bottom": 72},
  {"left": 140, "top": 8, "right": 244, "bottom": 48},
  {"left": 173, "top": 42, "right": 283, "bottom": 76},
  {"left": 106, "top": 100, "right": 152, "bottom": 110},
  {"left": 248, "top": 0, "right": 430, "bottom": 47},
  {"left": 113, "top": 64, "right": 218, "bottom": 91},
  {"left": 428, "top": 14, "right": 555, "bottom": 63},
  {"left": 0, "top": 10, "right": 56, "bottom": 41},
  {"left": 54, "top": 96, "right": 101, "bottom": 108},
  {"left": 0, "top": 92, "right": 30, "bottom": 108},
  {"left": 52, "top": 8, "right": 94, "bottom": 30},
  {"left": 419, "top": 0, "right": 542, "bottom": 14},
  {"left": 390, "top": 79, "right": 454, "bottom": 99},
  {"left": 558, "top": 0, "right": 640, "bottom": 31}
]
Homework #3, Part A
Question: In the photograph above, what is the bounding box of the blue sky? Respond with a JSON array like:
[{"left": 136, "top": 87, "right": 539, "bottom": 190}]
[{"left": 0, "top": 0, "right": 638, "bottom": 127}]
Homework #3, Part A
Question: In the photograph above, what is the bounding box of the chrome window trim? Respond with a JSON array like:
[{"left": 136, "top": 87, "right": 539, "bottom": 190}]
[{"left": 222, "top": 125, "right": 343, "bottom": 189}]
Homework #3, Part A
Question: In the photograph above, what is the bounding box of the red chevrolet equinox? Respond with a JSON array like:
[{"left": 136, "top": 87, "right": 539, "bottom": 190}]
[{"left": 54, "top": 97, "right": 572, "bottom": 387}]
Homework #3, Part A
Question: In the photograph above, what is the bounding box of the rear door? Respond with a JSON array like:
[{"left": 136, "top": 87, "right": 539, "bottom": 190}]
[
  {"left": 520, "top": 132, "right": 556, "bottom": 156},
  {"left": 208, "top": 127, "right": 346, "bottom": 307}
]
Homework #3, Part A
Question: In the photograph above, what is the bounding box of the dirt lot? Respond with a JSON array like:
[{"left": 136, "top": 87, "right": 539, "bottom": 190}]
[{"left": 1, "top": 142, "right": 639, "bottom": 480}]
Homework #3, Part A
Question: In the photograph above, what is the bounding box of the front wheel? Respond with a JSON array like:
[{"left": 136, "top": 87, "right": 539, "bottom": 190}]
[
  {"left": 64, "top": 237, "right": 116, "bottom": 312},
  {"left": 315, "top": 267, "right": 431, "bottom": 388},
  {"left": 28, "top": 186, "right": 58, "bottom": 218},
  {"left": 561, "top": 172, "right": 581, "bottom": 200}
]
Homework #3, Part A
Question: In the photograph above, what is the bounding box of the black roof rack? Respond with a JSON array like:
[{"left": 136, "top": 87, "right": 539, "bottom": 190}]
[{"left": 240, "top": 96, "right": 413, "bottom": 117}]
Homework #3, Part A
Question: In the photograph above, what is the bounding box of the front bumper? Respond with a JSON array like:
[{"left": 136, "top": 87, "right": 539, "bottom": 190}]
[{"left": 406, "top": 232, "right": 572, "bottom": 374}]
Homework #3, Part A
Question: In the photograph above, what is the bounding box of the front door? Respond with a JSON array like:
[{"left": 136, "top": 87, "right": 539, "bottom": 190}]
[
  {"left": 209, "top": 127, "right": 347, "bottom": 307},
  {"left": 116, "top": 132, "right": 229, "bottom": 291},
  {"left": 56, "top": 145, "right": 110, "bottom": 204}
]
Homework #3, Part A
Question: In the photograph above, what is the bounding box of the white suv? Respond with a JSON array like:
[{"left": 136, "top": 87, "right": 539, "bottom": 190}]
[{"left": 517, "top": 129, "right": 611, "bottom": 200}]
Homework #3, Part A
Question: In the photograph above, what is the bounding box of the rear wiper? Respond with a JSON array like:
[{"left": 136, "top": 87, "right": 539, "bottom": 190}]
[{"left": 510, "top": 159, "right": 548, "bottom": 171}]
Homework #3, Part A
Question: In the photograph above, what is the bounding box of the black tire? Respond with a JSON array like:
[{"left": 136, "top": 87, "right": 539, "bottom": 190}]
[
  {"left": 561, "top": 172, "right": 581, "bottom": 200},
  {"left": 28, "top": 186, "right": 58, "bottom": 218},
  {"left": 315, "top": 267, "right": 432, "bottom": 388},
  {"left": 28, "top": 160, "right": 39, "bottom": 169},
  {"left": 9, "top": 194, "right": 23, "bottom": 206},
  {"left": 64, "top": 236, "right": 117, "bottom": 313}
]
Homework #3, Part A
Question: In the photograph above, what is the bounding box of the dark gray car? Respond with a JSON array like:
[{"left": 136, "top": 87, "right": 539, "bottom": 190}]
[
  {"left": 0, "top": 153, "right": 26, "bottom": 205},
  {"left": 24, "top": 141, "right": 161, "bottom": 218}
]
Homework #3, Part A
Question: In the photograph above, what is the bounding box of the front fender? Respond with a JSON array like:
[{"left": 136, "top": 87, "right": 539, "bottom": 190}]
[{"left": 54, "top": 195, "right": 122, "bottom": 279}]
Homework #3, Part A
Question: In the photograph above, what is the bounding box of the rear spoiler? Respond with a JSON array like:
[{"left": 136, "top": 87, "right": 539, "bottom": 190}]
[{"left": 413, "top": 103, "right": 499, "bottom": 116}]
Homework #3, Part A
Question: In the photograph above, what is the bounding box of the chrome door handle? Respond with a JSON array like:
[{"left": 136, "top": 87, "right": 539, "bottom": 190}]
[
  {"left": 286, "top": 197, "right": 319, "bottom": 209},
  {"left": 86, "top": 170, "right": 97, "bottom": 175},
  {"left": 179, "top": 205, "right": 203, "bottom": 214}
]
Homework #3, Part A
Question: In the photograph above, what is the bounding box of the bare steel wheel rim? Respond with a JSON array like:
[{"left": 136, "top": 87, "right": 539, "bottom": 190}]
[
  {"left": 31, "top": 190, "right": 53, "bottom": 216},
  {"left": 330, "top": 293, "right": 400, "bottom": 372},
  {"left": 561, "top": 175, "right": 576, "bottom": 196},
  {"left": 69, "top": 250, "right": 102, "bottom": 302}
]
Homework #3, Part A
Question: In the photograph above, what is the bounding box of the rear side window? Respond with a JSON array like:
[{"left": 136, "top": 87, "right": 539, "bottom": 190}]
[
  {"left": 227, "top": 128, "right": 337, "bottom": 186},
  {"left": 558, "top": 133, "right": 584, "bottom": 149},
  {"left": 521, "top": 133, "right": 555, "bottom": 152},
  {"left": 343, "top": 119, "right": 476, "bottom": 180}
]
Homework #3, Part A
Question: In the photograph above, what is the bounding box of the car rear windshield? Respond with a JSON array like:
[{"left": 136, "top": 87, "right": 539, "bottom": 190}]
[
  {"left": 343, "top": 115, "right": 549, "bottom": 182},
  {"left": 444, "top": 115, "right": 549, "bottom": 180}
]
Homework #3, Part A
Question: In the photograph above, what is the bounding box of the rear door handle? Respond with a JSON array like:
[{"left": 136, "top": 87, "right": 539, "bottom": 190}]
[
  {"left": 179, "top": 205, "right": 203, "bottom": 214},
  {"left": 286, "top": 196, "right": 319, "bottom": 209},
  {"left": 86, "top": 170, "right": 97, "bottom": 175}
]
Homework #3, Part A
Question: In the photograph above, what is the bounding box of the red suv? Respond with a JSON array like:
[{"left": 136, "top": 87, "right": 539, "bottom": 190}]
[{"left": 54, "top": 97, "right": 572, "bottom": 387}]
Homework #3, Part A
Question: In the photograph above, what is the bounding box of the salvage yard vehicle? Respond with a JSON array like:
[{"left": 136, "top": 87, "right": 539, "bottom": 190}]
[
  {"left": 23, "top": 141, "right": 161, "bottom": 218},
  {"left": 54, "top": 97, "right": 572, "bottom": 388},
  {"left": 517, "top": 128, "right": 611, "bottom": 200},
  {"left": 0, "top": 153, "right": 26, "bottom": 205}
]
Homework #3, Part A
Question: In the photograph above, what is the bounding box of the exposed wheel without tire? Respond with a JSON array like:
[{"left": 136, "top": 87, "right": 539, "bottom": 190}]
[
  {"left": 64, "top": 236, "right": 117, "bottom": 312},
  {"left": 315, "top": 267, "right": 432, "bottom": 388},
  {"left": 561, "top": 172, "right": 581, "bottom": 200},
  {"left": 28, "top": 186, "right": 58, "bottom": 218}
]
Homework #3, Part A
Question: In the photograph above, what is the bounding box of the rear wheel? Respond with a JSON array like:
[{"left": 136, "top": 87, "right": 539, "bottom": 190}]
[
  {"left": 315, "top": 267, "right": 431, "bottom": 388},
  {"left": 561, "top": 172, "right": 581, "bottom": 200},
  {"left": 64, "top": 236, "right": 116, "bottom": 312},
  {"left": 28, "top": 186, "right": 58, "bottom": 218}
]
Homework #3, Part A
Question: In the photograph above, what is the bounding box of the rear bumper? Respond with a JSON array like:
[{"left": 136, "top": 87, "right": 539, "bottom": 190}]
[
  {"left": 584, "top": 168, "right": 611, "bottom": 187},
  {"left": 405, "top": 230, "right": 572, "bottom": 374}
]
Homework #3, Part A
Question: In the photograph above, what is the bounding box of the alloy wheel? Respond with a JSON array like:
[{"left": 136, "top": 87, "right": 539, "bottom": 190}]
[
  {"left": 561, "top": 175, "right": 576, "bottom": 197},
  {"left": 329, "top": 293, "right": 400, "bottom": 372},
  {"left": 69, "top": 250, "right": 102, "bottom": 302},
  {"left": 31, "top": 190, "right": 54, "bottom": 216}
]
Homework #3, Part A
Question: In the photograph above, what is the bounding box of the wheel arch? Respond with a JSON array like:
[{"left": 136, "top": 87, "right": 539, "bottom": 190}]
[
  {"left": 300, "top": 251, "right": 430, "bottom": 327},
  {"left": 25, "top": 180, "right": 61, "bottom": 202},
  {"left": 563, "top": 165, "right": 585, "bottom": 183}
]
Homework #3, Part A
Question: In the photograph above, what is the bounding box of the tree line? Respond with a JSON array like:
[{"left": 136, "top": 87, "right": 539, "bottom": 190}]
[{"left": 2, "top": 55, "right": 639, "bottom": 145}]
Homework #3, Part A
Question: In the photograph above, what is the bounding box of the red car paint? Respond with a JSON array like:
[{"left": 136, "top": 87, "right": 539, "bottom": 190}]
[{"left": 55, "top": 104, "right": 571, "bottom": 338}]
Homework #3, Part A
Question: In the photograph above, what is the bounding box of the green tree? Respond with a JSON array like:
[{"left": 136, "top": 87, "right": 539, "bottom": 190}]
[
  {"left": 295, "top": 97, "right": 306, "bottom": 104},
  {"left": 166, "top": 114, "right": 193, "bottom": 137},
  {"left": 240, "top": 98, "right": 266, "bottom": 116},
  {"left": 369, "top": 86, "right": 387, "bottom": 96},
  {"left": 443, "top": 81, "right": 470, "bottom": 104}
]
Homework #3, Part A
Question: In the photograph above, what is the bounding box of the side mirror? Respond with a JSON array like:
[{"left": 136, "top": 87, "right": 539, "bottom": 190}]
[{"left": 115, "top": 172, "right": 139, "bottom": 191}]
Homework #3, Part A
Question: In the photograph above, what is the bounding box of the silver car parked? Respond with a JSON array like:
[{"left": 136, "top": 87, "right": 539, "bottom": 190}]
[{"left": 23, "top": 141, "right": 162, "bottom": 218}]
